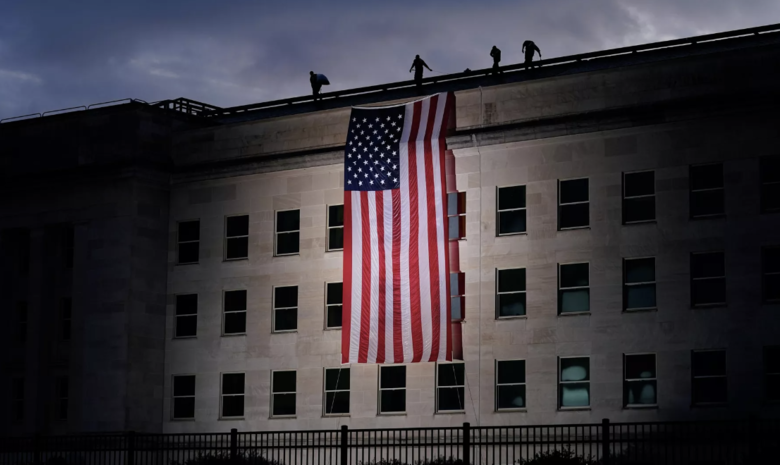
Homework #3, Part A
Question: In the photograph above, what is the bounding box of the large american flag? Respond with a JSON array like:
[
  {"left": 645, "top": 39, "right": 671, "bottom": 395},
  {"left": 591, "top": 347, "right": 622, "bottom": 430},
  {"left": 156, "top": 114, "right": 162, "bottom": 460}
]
[{"left": 342, "top": 92, "right": 455, "bottom": 364}]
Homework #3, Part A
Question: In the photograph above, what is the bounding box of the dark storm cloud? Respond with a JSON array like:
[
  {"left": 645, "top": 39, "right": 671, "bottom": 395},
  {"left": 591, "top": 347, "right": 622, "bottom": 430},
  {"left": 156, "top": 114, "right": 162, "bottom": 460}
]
[{"left": 1, "top": 0, "right": 778, "bottom": 119}]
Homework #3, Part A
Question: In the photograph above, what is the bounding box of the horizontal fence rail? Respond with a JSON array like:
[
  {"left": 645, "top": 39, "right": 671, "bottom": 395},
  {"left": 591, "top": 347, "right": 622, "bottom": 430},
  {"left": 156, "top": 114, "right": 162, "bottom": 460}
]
[{"left": 1, "top": 418, "right": 779, "bottom": 465}]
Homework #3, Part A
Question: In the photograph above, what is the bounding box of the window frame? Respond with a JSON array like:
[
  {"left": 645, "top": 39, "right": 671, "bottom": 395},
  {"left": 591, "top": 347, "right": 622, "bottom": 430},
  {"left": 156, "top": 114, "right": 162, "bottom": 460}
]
[
  {"left": 450, "top": 272, "right": 465, "bottom": 321},
  {"left": 177, "top": 219, "right": 200, "bottom": 265},
  {"left": 558, "top": 356, "right": 591, "bottom": 410},
  {"left": 220, "top": 372, "right": 245, "bottom": 419},
  {"left": 691, "top": 349, "right": 727, "bottom": 406},
  {"left": 12, "top": 377, "right": 24, "bottom": 424},
  {"left": 764, "top": 346, "right": 780, "bottom": 403},
  {"left": 323, "top": 367, "right": 350, "bottom": 416},
  {"left": 558, "top": 262, "right": 590, "bottom": 315},
  {"left": 690, "top": 251, "right": 726, "bottom": 308},
  {"left": 222, "top": 290, "right": 248, "bottom": 336},
  {"left": 17, "top": 301, "right": 27, "bottom": 345},
  {"left": 448, "top": 191, "right": 467, "bottom": 240},
  {"left": 689, "top": 163, "right": 725, "bottom": 219},
  {"left": 623, "top": 353, "right": 658, "bottom": 408},
  {"left": 55, "top": 375, "right": 69, "bottom": 421},
  {"left": 435, "top": 362, "right": 466, "bottom": 414},
  {"left": 224, "top": 214, "right": 250, "bottom": 261},
  {"left": 495, "top": 267, "right": 527, "bottom": 319},
  {"left": 271, "top": 370, "right": 297, "bottom": 418},
  {"left": 762, "top": 246, "right": 780, "bottom": 304},
  {"left": 558, "top": 178, "right": 590, "bottom": 230},
  {"left": 174, "top": 294, "right": 198, "bottom": 339},
  {"left": 275, "top": 209, "right": 301, "bottom": 257},
  {"left": 325, "top": 282, "right": 343, "bottom": 330},
  {"left": 760, "top": 156, "right": 780, "bottom": 214},
  {"left": 623, "top": 257, "right": 657, "bottom": 312},
  {"left": 171, "top": 374, "right": 196, "bottom": 420},
  {"left": 496, "top": 185, "right": 527, "bottom": 236},
  {"left": 495, "top": 359, "right": 527, "bottom": 412},
  {"left": 378, "top": 365, "right": 407, "bottom": 415},
  {"left": 62, "top": 225, "right": 74, "bottom": 269},
  {"left": 622, "top": 170, "right": 656, "bottom": 224},
  {"left": 60, "top": 297, "right": 72, "bottom": 341},
  {"left": 327, "top": 205, "right": 345, "bottom": 252},
  {"left": 273, "top": 285, "right": 298, "bottom": 333}
]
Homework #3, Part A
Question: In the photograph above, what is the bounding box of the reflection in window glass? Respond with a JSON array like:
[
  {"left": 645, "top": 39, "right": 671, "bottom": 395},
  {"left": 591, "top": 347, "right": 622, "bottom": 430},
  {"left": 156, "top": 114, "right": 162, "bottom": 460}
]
[
  {"left": 559, "top": 263, "right": 589, "bottom": 314},
  {"left": 559, "top": 357, "right": 590, "bottom": 408}
]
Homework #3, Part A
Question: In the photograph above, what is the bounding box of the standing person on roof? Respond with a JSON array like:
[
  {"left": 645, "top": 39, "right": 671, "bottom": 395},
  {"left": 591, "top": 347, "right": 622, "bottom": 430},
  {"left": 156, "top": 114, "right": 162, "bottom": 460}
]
[
  {"left": 409, "top": 55, "right": 432, "bottom": 88},
  {"left": 522, "top": 40, "right": 542, "bottom": 68},
  {"left": 309, "top": 71, "right": 330, "bottom": 101},
  {"left": 490, "top": 45, "right": 502, "bottom": 75}
]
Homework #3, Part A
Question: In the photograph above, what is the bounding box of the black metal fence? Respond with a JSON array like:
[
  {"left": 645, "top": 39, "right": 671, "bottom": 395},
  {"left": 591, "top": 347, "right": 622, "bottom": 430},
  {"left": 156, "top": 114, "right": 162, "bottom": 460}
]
[{"left": 1, "top": 418, "right": 778, "bottom": 465}]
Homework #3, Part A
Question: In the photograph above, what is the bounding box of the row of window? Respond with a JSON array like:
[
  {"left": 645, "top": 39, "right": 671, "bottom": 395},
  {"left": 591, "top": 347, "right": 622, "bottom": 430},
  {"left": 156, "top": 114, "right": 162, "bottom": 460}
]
[
  {"left": 13, "top": 298, "right": 71, "bottom": 345},
  {"left": 169, "top": 347, "right": 780, "bottom": 420},
  {"left": 10, "top": 376, "right": 68, "bottom": 424}
]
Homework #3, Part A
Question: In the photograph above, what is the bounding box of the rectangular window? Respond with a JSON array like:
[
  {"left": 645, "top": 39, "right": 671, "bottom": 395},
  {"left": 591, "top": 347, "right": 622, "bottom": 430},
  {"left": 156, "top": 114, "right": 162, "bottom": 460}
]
[
  {"left": 497, "top": 186, "right": 526, "bottom": 235},
  {"left": 559, "top": 357, "right": 590, "bottom": 408},
  {"left": 61, "top": 298, "right": 72, "bottom": 341},
  {"left": 691, "top": 251, "right": 726, "bottom": 306},
  {"left": 55, "top": 376, "right": 69, "bottom": 421},
  {"left": 271, "top": 370, "right": 296, "bottom": 417},
  {"left": 274, "top": 286, "right": 298, "bottom": 332},
  {"left": 324, "top": 368, "right": 350, "bottom": 415},
  {"left": 496, "top": 268, "right": 526, "bottom": 318},
  {"left": 450, "top": 272, "right": 465, "bottom": 321},
  {"left": 495, "top": 360, "right": 526, "bottom": 411},
  {"left": 275, "top": 210, "right": 300, "bottom": 256},
  {"left": 760, "top": 156, "right": 780, "bottom": 214},
  {"left": 63, "top": 226, "right": 74, "bottom": 269},
  {"left": 436, "top": 362, "right": 465, "bottom": 412},
  {"left": 623, "top": 258, "right": 656, "bottom": 311},
  {"left": 448, "top": 192, "right": 467, "bottom": 240},
  {"left": 223, "top": 290, "right": 247, "bottom": 335},
  {"left": 225, "top": 215, "right": 249, "bottom": 260},
  {"left": 172, "top": 375, "right": 195, "bottom": 420},
  {"left": 221, "top": 373, "right": 244, "bottom": 418},
  {"left": 177, "top": 220, "right": 200, "bottom": 264},
  {"left": 559, "top": 179, "right": 589, "bottom": 230},
  {"left": 12, "top": 378, "right": 24, "bottom": 423},
  {"left": 325, "top": 283, "right": 343, "bottom": 329},
  {"left": 328, "top": 205, "right": 344, "bottom": 251},
  {"left": 17, "top": 301, "right": 27, "bottom": 345},
  {"left": 379, "top": 366, "right": 406, "bottom": 414},
  {"left": 18, "top": 229, "right": 30, "bottom": 275},
  {"left": 558, "top": 263, "right": 589, "bottom": 314},
  {"left": 623, "top": 171, "right": 655, "bottom": 224},
  {"left": 765, "top": 346, "right": 780, "bottom": 402},
  {"left": 690, "top": 163, "right": 724, "bottom": 218},
  {"left": 175, "top": 294, "right": 198, "bottom": 338},
  {"left": 624, "top": 354, "right": 657, "bottom": 407},
  {"left": 692, "top": 350, "right": 727, "bottom": 405},
  {"left": 762, "top": 247, "right": 780, "bottom": 303}
]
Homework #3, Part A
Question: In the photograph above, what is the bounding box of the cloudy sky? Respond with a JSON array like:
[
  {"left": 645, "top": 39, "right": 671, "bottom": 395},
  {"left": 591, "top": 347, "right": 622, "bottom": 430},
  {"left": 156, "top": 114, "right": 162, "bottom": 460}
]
[{"left": 1, "top": 0, "right": 779, "bottom": 120}]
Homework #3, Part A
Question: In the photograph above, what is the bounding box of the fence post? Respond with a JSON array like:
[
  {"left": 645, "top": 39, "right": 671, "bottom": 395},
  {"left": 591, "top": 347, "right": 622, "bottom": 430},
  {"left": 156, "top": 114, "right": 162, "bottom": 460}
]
[
  {"left": 601, "top": 419, "right": 610, "bottom": 465},
  {"left": 463, "top": 422, "right": 471, "bottom": 465},
  {"left": 33, "top": 433, "right": 41, "bottom": 465},
  {"left": 127, "top": 431, "right": 136, "bottom": 465},
  {"left": 230, "top": 428, "right": 238, "bottom": 464},
  {"left": 340, "top": 425, "right": 348, "bottom": 465}
]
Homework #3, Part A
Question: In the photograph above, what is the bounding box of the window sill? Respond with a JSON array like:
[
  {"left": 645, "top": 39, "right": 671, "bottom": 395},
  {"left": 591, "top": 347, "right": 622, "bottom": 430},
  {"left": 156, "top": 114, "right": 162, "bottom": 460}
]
[
  {"left": 272, "top": 330, "right": 298, "bottom": 334},
  {"left": 219, "top": 416, "right": 246, "bottom": 421},
  {"left": 558, "top": 407, "right": 591, "bottom": 411},
  {"left": 176, "top": 262, "right": 200, "bottom": 266},
  {"left": 378, "top": 412, "right": 407, "bottom": 416},
  {"left": 173, "top": 335, "right": 198, "bottom": 340},
  {"left": 558, "top": 226, "right": 590, "bottom": 231},
  {"left": 171, "top": 418, "right": 196, "bottom": 422},
  {"left": 323, "top": 413, "right": 350, "bottom": 418},
  {"left": 622, "top": 220, "right": 656, "bottom": 226},
  {"left": 624, "top": 405, "right": 658, "bottom": 410},
  {"left": 496, "top": 315, "right": 527, "bottom": 320},
  {"left": 326, "top": 249, "right": 344, "bottom": 253},
  {"left": 324, "top": 327, "right": 342, "bottom": 331},
  {"left": 270, "top": 415, "right": 297, "bottom": 420},
  {"left": 558, "top": 312, "right": 590, "bottom": 317},
  {"left": 222, "top": 333, "right": 247, "bottom": 337},
  {"left": 690, "top": 214, "right": 725, "bottom": 220},
  {"left": 497, "top": 232, "right": 527, "bottom": 237},
  {"left": 496, "top": 408, "right": 527, "bottom": 413},
  {"left": 435, "top": 410, "right": 466, "bottom": 415},
  {"left": 274, "top": 253, "right": 300, "bottom": 258},
  {"left": 691, "top": 303, "right": 727, "bottom": 309},
  {"left": 623, "top": 307, "right": 657, "bottom": 313},
  {"left": 224, "top": 258, "right": 249, "bottom": 262}
]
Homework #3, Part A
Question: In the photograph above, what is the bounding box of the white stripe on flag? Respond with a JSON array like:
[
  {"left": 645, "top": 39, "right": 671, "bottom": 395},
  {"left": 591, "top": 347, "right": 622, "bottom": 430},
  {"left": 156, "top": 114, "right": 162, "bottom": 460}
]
[
  {"left": 367, "top": 191, "right": 380, "bottom": 363},
  {"left": 431, "top": 95, "right": 449, "bottom": 360},
  {"left": 349, "top": 190, "right": 363, "bottom": 363},
  {"left": 383, "top": 189, "right": 394, "bottom": 363},
  {"left": 416, "top": 98, "right": 433, "bottom": 362}
]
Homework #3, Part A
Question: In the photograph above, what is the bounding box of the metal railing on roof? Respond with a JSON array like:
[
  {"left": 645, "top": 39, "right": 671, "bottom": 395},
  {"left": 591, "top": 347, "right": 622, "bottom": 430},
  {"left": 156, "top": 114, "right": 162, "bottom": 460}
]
[
  {"left": 0, "top": 98, "right": 148, "bottom": 124},
  {"left": 150, "top": 97, "right": 223, "bottom": 116}
]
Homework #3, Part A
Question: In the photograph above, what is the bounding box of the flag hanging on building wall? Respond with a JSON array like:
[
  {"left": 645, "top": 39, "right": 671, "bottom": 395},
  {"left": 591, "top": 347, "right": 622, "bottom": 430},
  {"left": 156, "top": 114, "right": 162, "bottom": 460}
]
[{"left": 342, "top": 92, "right": 455, "bottom": 364}]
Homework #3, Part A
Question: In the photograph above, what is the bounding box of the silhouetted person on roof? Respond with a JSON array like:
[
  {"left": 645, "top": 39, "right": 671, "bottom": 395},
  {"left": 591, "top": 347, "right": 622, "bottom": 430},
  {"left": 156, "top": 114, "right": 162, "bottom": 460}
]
[
  {"left": 409, "top": 55, "right": 432, "bottom": 88},
  {"left": 490, "top": 46, "right": 502, "bottom": 75},
  {"left": 522, "top": 40, "right": 541, "bottom": 68},
  {"left": 310, "top": 71, "right": 322, "bottom": 101}
]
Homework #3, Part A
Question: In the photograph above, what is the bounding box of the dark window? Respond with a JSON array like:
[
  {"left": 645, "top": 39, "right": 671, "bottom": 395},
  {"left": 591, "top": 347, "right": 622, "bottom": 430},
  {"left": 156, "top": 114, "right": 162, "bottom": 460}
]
[
  {"left": 763, "top": 247, "right": 780, "bottom": 303},
  {"left": 559, "top": 357, "right": 590, "bottom": 408},
  {"left": 326, "top": 283, "right": 343, "bottom": 329},
  {"left": 760, "top": 156, "right": 780, "bottom": 214},
  {"left": 173, "top": 375, "right": 195, "bottom": 420},
  {"left": 448, "top": 192, "right": 467, "bottom": 240},
  {"left": 328, "top": 205, "right": 345, "bottom": 251},
  {"left": 765, "top": 346, "right": 780, "bottom": 402},
  {"left": 692, "top": 350, "right": 727, "bottom": 405},
  {"left": 271, "top": 371, "right": 296, "bottom": 417},
  {"left": 559, "top": 179, "right": 589, "bottom": 229},
  {"left": 63, "top": 226, "right": 74, "bottom": 269},
  {"left": 497, "top": 186, "right": 526, "bottom": 235},
  {"left": 177, "top": 220, "right": 200, "bottom": 264},
  {"left": 60, "top": 298, "right": 72, "bottom": 341},
  {"left": 496, "top": 268, "right": 526, "bottom": 318},
  {"left": 324, "top": 368, "right": 350, "bottom": 415},
  {"left": 691, "top": 252, "right": 726, "bottom": 306},
  {"left": 450, "top": 272, "right": 465, "bottom": 321},
  {"left": 379, "top": 366, "right": 406, "bottom": 414},
  {"left": 12, "top": 378, "right": 24, "bottom": 423},
  {"left": 496, "top": 360, "right": 526, "bottom": 410},
  {"left": 558, "top": 263, "right": 590, "bottom": 314},
  {"left": 690, "top": 164, "right": 724, "bottom": 218},
  {"left": 17, "top": 301, "right": 27, "bottom": 345},
  {"left": 276, "top": 210, "right": 300, "bottom": 256},
  {"left": 225, "top": 215, "right": 249, "bottom": 260},
  {"left": 623, "top": 258, "right": 656, "bottom": 311},
  {"left": 623, "top": 171, "right": 655, "bottom": 224},
  {"left": 624, "top": 354, "right": 657, "bottom": 407},
  {"left": 274, "top": 286, "right": 298, "bottom": 332},
  {"left": 221, "top": 373, "right": 244, "bottom": 418},
  {"left": 18, "top": 229, "right": 30, "bottom": 274},
  {"left": 175, "top": 294, "right": 198, "bottom": 338},
  {"left": 223, "top": 290, "right": 247, "bottom": 335},
  {"left": 436, "top": 363, "right": 465, "bottom": 412},
  {"left": 55, "top": 376, "right": 69, "bottom": 421}
]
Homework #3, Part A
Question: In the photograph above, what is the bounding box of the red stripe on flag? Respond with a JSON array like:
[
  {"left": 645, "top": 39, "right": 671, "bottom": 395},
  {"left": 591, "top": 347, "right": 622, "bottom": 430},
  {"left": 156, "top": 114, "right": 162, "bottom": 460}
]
[
  {"left": 407, "top": 100, "right": 424, "bottom": 363},
  {"left": 392, "top": 189, "right": 403, "bottom": 363},
  {"left": 442, "top": 94, "right": 455, "bottom": 361},
  {"left": 376, "top": 192, "right": 386, "bottom": 363},
  {"left": 358, "top": 191, "right": 371, "bottom": 363},
  {"left": 423, "top": 95, "right": 442, "bottom": 362},
  {"left": 342, "top": 193, "right": 353, "bottom": 364}
]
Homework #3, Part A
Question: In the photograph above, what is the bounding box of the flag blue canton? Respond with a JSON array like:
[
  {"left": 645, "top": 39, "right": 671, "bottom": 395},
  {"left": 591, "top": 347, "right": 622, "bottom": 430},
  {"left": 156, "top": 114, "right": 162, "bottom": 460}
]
[{"left": 344, "top": 107, "right": 405, "bottom": 191}]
